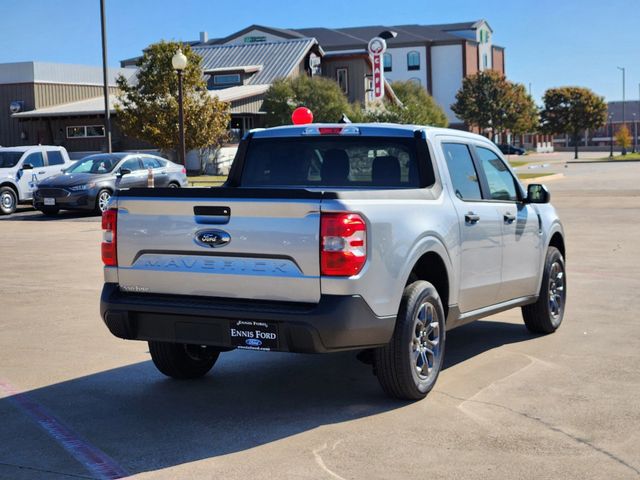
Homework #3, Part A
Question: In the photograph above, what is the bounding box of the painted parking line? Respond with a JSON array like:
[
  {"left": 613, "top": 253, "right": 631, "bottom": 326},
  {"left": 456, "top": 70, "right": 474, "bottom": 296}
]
[{"left": 0, "top": 379, "right": 128, "bottom": 479}]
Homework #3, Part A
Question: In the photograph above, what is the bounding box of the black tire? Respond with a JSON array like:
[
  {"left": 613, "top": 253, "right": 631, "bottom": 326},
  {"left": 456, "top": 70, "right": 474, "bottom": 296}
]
[
  {"left": 148, "top": 341, "right": 220, "bottom": 379},
  {"left": 40, "top": 207, "right": 60, "bottom": 216},
  {"left": 95, "top": 189, "right": 112, "bottom": 214},
  {"left": 522, "top": 246, "right": 566, "bottom": 334},
  {"left": 168, "top": 182, "right": 180, "bottom": 188},
  {"left": 0, "top": 186, "right": 18, "bottom": 215},
  {"left": 374, "top": 281, "right": 446, "bottom": 400}
]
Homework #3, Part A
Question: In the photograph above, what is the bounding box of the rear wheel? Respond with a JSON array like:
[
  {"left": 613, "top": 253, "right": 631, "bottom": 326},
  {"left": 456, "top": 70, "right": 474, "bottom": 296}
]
[
  {"left": 168, "top": 182, "right": 180, "bottom": 188},
  {"left": 148, "top": 341, "right": 220, "bottom": 379},
  {"left": 374, "top": 281, "right": 446, "bottom": 400},
  {"left": 522, "top": 246, "right": 566, "bottom": 334},
  {"left": 0, "top": 186, "right": 17, "bottom": 215}
]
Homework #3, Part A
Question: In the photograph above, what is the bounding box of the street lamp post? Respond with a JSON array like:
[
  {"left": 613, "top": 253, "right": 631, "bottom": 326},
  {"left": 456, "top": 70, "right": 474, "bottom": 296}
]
[
  {"left": 617, "top": 66, "right": 626, "bottom": 154},
  {"left": 609, "top": 114, "right": 614, "bottom": 158},
  {"left": 172, "top": 49, "right": 188, "bottom": 166},
  {"left": 633, "top": 113, "right": 637, "bottom": 154}
]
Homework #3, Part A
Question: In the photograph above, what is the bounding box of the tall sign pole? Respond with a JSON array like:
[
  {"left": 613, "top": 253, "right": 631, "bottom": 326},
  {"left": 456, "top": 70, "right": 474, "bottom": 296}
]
[
  {"left": 100, "top": 0, "right": 112, "bottom": 153},
  {"left": 368, "top": 37, "right": 387, "bottom": 101}
]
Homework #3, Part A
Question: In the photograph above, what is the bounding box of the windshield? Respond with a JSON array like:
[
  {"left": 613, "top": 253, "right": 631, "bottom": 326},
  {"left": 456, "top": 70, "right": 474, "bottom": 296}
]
[
  {"left": 67, "top": 155, "right": 120, "bottom": 174},
  {"left": 0, "top": 152, "right": 24, "bottom": 169},
  {"left": 241, "top": 137, "right": 430, "bottom": 188}
]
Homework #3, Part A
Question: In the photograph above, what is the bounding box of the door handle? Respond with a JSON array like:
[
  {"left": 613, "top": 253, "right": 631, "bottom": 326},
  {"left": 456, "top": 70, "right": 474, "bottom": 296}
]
[
  {"left": 38, "top": 171, "right": 46, "bottom": 174},
  {"left": 465, "top": 213, "right": 480, "bottom": 224},
  {"left": 504, "top": 212, "right": 516, "bottom": 223}
]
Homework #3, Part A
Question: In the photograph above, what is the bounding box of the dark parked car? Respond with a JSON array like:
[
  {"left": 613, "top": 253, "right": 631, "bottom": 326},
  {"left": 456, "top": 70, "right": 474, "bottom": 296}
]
[
  {"left": 33, "top": 153, "right": 188, "bottom": 215},
  {"left": 498, "top": 144, "right": 526, "bottom": 155}
]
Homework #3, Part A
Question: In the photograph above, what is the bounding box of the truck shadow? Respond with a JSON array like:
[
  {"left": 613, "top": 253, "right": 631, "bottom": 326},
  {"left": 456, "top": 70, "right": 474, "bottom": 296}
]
[
  {"left": 0, "top": 319, "right": 537, "bottom": 477},
  {"left": 0, "top": 206, "right": 99, "bottom": 221}
]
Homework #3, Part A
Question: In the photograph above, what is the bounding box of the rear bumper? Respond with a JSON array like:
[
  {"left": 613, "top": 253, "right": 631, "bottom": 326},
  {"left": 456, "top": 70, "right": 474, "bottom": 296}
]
[{"left": 100, "top": 283, "right": 395, "bottom": 353}]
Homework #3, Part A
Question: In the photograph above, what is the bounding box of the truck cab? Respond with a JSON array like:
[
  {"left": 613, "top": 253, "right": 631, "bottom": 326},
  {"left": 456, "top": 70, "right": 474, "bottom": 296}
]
[{"left": 0, "top": 145, "right": 73, "bottom": 215}]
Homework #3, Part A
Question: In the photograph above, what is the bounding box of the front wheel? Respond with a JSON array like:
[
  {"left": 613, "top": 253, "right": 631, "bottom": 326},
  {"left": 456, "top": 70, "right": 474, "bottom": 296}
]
[
  {"left": 148, "top": 342, "right": 220, "bottom": 379},
  {"left": 95, "top": 189, "right": 112, "bottom": 214},
  {"left": 0, "top": 187, "right": 17, "bottom": 215},
  {"left": 521, "top": 246, "right": 566, "bottom": 334},
  {"left": 374, "top": 281, "right": 446, "bottom": 400}
]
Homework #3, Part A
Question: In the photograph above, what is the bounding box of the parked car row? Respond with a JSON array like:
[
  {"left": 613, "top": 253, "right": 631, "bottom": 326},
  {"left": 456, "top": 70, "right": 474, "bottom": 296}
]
[{"left": 0, "top": 146, "right": 188, "bottom": 216}]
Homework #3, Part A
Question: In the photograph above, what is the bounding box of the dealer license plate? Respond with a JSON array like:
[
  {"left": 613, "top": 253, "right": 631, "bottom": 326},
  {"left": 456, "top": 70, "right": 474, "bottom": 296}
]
[
  {"left": 44, "top": 198, "right": 55, "bottom": 206},
  {"left": 230, "top": 320, "right": 278, "bottom": 350}
]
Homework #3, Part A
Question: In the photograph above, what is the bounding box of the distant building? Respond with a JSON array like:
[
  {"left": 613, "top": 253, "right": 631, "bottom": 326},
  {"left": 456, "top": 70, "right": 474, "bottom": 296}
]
[
  {"left": 552, "top": 101, "right": 640, "bottom": 148},
  {"left": 4, "top": 19, "right": 507, "bottom": 155},
  {"left": 0, "top": 62, "right": 135, "bottom": 153}
]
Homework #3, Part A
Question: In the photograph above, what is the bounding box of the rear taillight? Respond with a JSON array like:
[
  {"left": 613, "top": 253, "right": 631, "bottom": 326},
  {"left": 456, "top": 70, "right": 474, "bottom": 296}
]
[
  {"left": 101, "top": 208, "right": 117, "bottom": 266},
  {"left": 181, "top": 167, "right": 186, "bottom": 174},
  {"left": 321, "top": 213, "right": 367, "bottom": 276}
]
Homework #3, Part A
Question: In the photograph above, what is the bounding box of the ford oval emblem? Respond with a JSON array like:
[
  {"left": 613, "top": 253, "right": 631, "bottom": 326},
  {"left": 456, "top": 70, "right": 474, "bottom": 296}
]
[
  {"left": 195, "top": 229, "right": 231, "bottom": 248},
  {"left": 246, "top": 338, "right": 262, "bottom": 347}
]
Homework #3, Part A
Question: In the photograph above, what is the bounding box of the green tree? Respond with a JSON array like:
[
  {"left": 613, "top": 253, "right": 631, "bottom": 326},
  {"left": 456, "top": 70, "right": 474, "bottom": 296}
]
[
  {"left": 451, "top": 70, "right": 514, "bottom": 138},
  {"left": 504, "top": 83, "right": 539, "bottom": 137},
  {"left": 615, "top": 124, "right": 632, "bottom": 153},
  {"left": 115, "top": 41, "right": 230, "bottom": 162},
  {"left": 360, "top": 81, "right": 448, "bottom": 127},
  {"left": 262, "top": 76, "right": 352, "bottom": 126},
  {"left": 540, "top": 86, "right": 607, "bottom": 159}
]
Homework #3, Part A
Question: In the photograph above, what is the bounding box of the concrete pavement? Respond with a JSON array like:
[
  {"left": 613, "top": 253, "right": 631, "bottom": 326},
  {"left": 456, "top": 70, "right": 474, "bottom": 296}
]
[{"left": 0, "top": 161, "right": 639, "bottom": 479}]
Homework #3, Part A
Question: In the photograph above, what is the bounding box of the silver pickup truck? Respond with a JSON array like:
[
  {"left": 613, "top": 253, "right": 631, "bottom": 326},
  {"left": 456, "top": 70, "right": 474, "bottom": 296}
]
[{"left": 100, "top": 124, "right": 566, "bottom": 400}]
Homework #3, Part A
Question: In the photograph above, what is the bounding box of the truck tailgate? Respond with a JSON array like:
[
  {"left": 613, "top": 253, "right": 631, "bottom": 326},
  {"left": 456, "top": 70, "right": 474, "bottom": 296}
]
[{"left": 115, "top": 189, "right": 321, "bottom": 303}]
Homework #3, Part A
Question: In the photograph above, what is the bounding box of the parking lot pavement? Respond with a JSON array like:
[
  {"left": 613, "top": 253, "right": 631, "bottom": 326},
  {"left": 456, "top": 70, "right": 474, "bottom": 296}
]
[{"left": 1, "top": 161, "right": 639, "bottom": 479}]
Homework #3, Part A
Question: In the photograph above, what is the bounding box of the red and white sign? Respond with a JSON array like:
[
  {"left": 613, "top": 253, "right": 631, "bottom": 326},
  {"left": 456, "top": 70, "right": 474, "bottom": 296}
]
[{"left": 368, "top": 37, "right": 387, "bottom": 100}]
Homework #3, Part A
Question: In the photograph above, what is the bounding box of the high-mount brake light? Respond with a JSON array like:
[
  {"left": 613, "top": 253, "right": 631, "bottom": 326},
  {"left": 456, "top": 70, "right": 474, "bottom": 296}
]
[
  {"left": 101, "top": 208, "right": 118, "bottom": 266},
  {"left": 301, "top": 126, "right": 361, "bottom": 136},
  {"left": 321, "top": 212, "right": 367, "bottom": 276}
]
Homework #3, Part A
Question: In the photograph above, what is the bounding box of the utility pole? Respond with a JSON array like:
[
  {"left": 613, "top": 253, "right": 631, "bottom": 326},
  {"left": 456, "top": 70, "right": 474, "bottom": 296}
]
[{"left": 100, "top": 0, "right": 112, "bottom": 153}]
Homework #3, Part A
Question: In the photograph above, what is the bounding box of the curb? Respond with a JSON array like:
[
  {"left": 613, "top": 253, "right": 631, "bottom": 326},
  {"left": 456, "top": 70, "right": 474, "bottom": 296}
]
[{"left": 568, "top": 159, "right": 640, "bottom": 164}]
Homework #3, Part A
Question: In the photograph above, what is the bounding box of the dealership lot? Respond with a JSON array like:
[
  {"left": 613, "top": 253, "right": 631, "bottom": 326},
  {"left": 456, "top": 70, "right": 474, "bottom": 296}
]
[{"left": 0, "top": 161, "right": 639, "bottom": 479}]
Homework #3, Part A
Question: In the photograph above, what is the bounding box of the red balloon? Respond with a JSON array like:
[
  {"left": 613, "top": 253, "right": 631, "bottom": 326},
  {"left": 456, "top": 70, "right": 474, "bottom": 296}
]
[{"left": 291, "top": 107, "right": 314, "bottom": 125}]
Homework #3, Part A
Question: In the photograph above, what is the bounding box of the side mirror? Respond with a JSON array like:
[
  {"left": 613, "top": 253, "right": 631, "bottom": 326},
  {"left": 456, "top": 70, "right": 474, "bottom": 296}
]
[
  {"left": 22, "top": 163, "right": 33, "bottom": 170},
  {"left": 526, "top": 183, "right": 550, "bottom": 204},
  {"left": 117, "top": 168, "right": 132, "bottom": 177}
]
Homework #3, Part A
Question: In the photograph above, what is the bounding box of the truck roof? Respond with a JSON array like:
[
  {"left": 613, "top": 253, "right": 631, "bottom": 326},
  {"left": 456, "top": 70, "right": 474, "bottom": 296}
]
[
  {"left": 249, "top": 123, "right": 492, "bottom": 143},
  {"left": 0, "top": 145, "right": 66, "bottom": 152}
]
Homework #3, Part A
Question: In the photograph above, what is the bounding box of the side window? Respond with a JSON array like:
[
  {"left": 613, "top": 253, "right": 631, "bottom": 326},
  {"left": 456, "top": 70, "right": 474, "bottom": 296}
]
[
  {"left": 46, "top": 150, "right": 65, "bottom": 166},
  {"left": 442, "top": 143, "right": 482, "bottom": 201},
  {"left": 24, "top": 152, "right": 44, "bottom": 168},
  {"left": 141, "top": 157, "right": 161, "bottom": 169},
  {"left": 476, "top": 147, "right": 518, "bottom": 201},
  {"left": 121, "top": 158, "right": 142, "bottom": 172}
]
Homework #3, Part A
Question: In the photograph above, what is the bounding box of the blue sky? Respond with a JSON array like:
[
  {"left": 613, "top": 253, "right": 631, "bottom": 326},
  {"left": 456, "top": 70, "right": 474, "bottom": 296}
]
[{"left": 1, "top": 0, "right": 638, "bottom": 103}]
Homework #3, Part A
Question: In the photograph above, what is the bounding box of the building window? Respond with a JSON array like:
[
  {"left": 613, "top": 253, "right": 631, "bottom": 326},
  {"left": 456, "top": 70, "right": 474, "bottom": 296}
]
[
  {"left": 66, "top": 125, "right": 105, "bottom": 139},
  {"left": 407, "top": 51, "right": 420, "bottom": 71},
  {"left": 213, "top": 73, "right": 241, "bottom": 86},
  {"left": 383, "top": 53, "right": 392, "bottom": 72},
  {"left": 336, "top": 68, "right": 348, "bottom": 94},
  {"left": 483, "top": 54, "right": 488, "bottom": 69},
  {"left": 409, "top": 77, "right": 421, "bottom": 86}
]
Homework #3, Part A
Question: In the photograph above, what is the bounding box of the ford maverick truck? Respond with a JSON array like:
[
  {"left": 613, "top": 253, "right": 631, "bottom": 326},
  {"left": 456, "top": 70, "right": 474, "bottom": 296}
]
[{"left": 100, "top": 124, "right": 566, "bottom": 400}]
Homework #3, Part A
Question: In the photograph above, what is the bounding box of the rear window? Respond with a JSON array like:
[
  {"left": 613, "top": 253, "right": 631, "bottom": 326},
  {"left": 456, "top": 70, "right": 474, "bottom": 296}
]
[{"left": 240, "top": 137, "right": 429, "bottom": 188}]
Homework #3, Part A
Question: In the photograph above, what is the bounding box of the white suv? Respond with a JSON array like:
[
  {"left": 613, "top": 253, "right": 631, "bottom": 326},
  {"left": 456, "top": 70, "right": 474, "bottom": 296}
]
[{"left": 0, "top": 146, "right": 73, "bottom": 215}]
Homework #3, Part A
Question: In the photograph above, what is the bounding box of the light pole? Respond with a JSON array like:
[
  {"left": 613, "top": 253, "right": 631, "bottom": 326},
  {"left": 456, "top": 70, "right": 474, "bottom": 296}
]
[
  {"left": 617, "top": 66, "right": 626, "bottom": 154},
  {"left": 172, "top": 49, "right": 188, "bottom": 166},
  {"left": 609, "top": 113, "right": 614, "bottom": 158},
  {"left": 633, "top": 113, "right": 637, "bottom": 154},
  {"left": 100, "top": 0, "right": 112, "bottom": 153}
]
